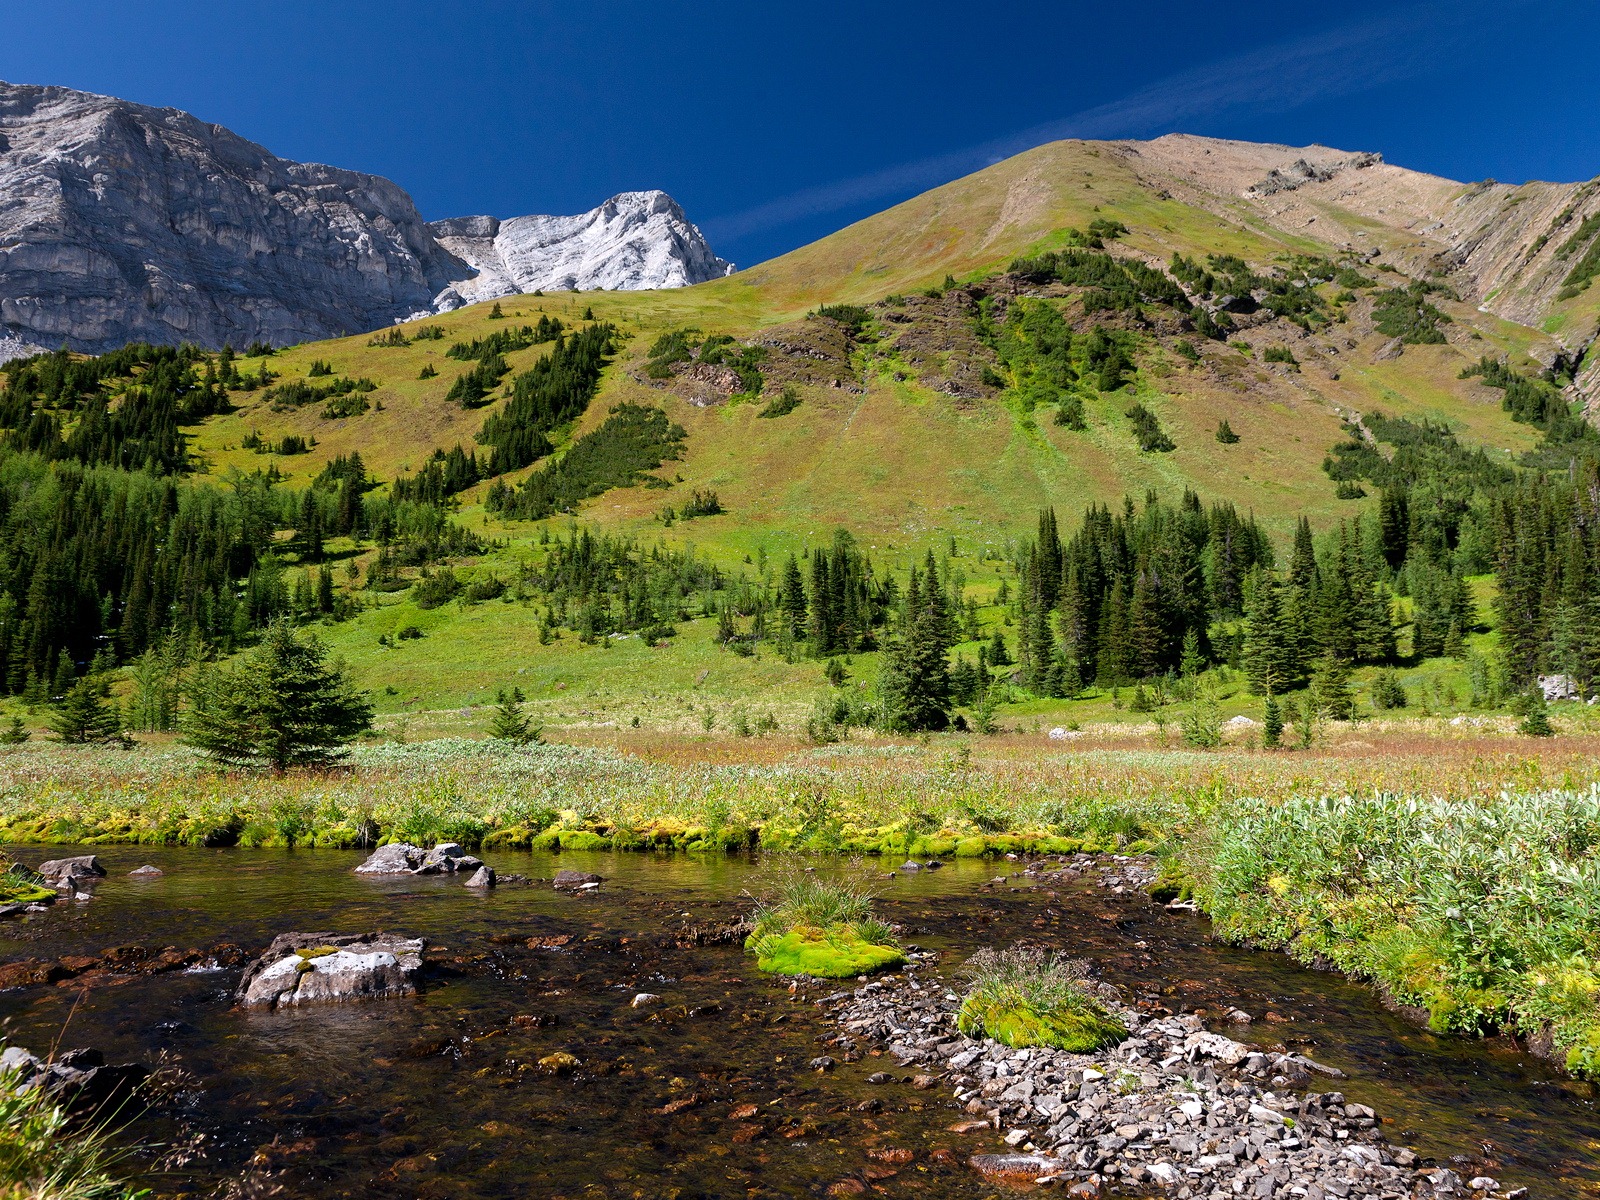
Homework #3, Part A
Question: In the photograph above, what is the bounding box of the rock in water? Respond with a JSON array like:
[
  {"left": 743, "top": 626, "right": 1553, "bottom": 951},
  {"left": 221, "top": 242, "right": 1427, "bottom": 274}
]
[
  {"left": 129, "top": 865, "right": 163, "bottom": 877},
  {"left": 0, "top": 1045, "right": 148, "bottom": 1114},
  {"left": 552, "top": 870, "right": 604, "bottom": 890},
  {"left": 354, "top": 843, "right": 482, "bottom": 875},
  {"left": 236, "top": 932, "right": 424, "bottom": 1009},
  {"left": 353, "top": 844, "right": 423, "bottom": 874},
  {"left": 463, "top": 866, "right": 496, "bottom": 889},
  {"left": 35, "top": 855, "right": 105, "bottom": 882}
]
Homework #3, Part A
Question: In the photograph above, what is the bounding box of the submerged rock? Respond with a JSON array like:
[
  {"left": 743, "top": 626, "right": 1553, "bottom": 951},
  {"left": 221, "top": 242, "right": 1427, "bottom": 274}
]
[
  {"left": 236, "top": 932, "right": 424, "bottom": 1010},
  {"left": 129, "top": 865, "right": 163, "bottom": 877},
  {"left": 552, "top": 869, "right": 604, "bottom": 890}
]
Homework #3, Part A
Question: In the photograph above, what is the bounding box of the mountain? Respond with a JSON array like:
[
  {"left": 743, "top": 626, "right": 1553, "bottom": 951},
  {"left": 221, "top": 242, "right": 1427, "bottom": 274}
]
[
  {"left": 428, "top": 192, "right": 733, "bottom": 309},
  {"left": 0, "top": 82, "right": 730, "bottom": 352},
  {"left": 6, "top": 130, "right": 1600, "bottom": 726}
]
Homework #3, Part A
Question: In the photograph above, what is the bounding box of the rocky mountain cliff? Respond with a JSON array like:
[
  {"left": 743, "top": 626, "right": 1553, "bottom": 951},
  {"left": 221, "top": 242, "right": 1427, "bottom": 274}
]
[
  {"left": 0, "top": 82, "right": 732, "bottom": 352},
  {"left": 429, "top": 192, "right": 733, "bottom": 309}
]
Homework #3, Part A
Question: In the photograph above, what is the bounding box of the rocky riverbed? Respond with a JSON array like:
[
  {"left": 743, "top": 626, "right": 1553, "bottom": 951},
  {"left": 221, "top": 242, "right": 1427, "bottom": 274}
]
[{"left": 823, "top": 965, "right": 1524, "bottom": 1199}]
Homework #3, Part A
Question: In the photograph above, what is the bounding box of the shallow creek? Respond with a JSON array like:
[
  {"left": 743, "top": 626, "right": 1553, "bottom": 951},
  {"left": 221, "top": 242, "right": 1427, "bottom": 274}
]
[{"left": 0, "top": 846, "right": 1593, "bottom": 1198}]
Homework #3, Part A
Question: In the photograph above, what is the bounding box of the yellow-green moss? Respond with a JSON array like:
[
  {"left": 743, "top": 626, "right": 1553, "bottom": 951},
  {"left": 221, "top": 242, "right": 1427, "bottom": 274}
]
[
  {"left": 745, "top": 927, "right": 906, "bottom": 978},
  {"left": 956, "top": 994, "right": 1126, "bottom": 1052}
]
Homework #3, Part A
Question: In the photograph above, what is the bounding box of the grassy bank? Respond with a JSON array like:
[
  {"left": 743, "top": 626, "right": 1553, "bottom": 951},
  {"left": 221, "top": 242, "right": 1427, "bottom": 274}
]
[
  {"left": 1187, "top": 787, "right": 1600, "bottom": 1079},
  {"left": 4, "top": 730, "right": 1600, "bottom": 1079}
]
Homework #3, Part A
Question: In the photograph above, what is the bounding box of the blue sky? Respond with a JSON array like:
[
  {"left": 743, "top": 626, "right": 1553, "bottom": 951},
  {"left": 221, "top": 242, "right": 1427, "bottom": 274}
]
[{"left": 3, "top": 1, "right": 1596, "bottom": 268}]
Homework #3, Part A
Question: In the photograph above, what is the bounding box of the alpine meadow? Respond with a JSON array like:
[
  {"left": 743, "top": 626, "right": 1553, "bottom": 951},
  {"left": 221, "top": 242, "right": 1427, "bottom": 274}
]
[{"left": 4, "top": 65, "right": 1600, "bottom": 1199}]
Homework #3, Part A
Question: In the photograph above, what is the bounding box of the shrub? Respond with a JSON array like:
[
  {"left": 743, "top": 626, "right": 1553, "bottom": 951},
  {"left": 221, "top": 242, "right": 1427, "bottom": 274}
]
[
  {"left": 1125, "top": 403, "right": 1176, "bottom": 452},
  {"left": 1215, "top": 419, "right": 1239, "bottom": 444},
  {"left": 758, "top": 386, "right": 802, "bottom": 418},
  {"left": 1263, "top": 345, "right": 1299, "bottom": 367},
  {"left": 956, "top": 945, "right": 1126, "bottom": 1052}
]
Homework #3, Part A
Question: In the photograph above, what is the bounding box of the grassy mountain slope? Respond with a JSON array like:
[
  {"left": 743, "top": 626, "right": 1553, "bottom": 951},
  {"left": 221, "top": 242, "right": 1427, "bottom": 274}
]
[{"left": 166, "top": 136, "right": 1593, "bottom": 728}]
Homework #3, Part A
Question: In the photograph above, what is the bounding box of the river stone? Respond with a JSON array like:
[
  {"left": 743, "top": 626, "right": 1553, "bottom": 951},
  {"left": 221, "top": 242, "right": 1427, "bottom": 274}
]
[
  {"left": 129, "top": 865, "right": 163, "bottom": 877},
  {"left": 35, "top": 855, "right": 105, "bottom": 883},
  {"left": 353, "top": 844, "right": 423, "bottom": 874},
  {"left": 0, "top": 1044, "right": 148, "bottom": 1114},
  {"left": 969, "top": 1153, "right": 1060, "bottom": 1182},
  {"left": 899, "top": 861, "right": 923, "bottom": 873},
  {"left": 236, "top": 932, "right": 424, "bottom": 1009},
  {"left": 552, "top": 869, "right": 603, "bottom": 890},
  {"left": 463, "top": 866, "right": 496, "bottom": 888}
]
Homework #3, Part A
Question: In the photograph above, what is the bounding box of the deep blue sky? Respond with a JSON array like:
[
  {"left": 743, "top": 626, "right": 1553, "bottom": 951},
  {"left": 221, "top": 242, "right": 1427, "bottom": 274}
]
[{"left": 3, "top": 1, "right": 1597, "bottom": 268}]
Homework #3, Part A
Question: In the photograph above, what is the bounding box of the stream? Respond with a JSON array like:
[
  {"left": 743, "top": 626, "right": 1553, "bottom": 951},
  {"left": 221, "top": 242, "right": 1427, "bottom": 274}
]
[{"left": 0, "top": 846, "right": 1593, "bottom": 1198}]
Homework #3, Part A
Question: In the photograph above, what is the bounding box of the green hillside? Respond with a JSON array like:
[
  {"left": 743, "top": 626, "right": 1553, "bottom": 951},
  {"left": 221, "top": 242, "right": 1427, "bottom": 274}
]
[{"left": 1, "top": 136, "right": 1593, "bottom": 737}]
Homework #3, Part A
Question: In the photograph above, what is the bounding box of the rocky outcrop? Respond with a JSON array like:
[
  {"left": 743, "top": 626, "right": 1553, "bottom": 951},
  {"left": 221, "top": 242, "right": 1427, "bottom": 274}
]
[
  {"left": 0, "top": 81, "right": 469, "bottom": 352},
  {"left": 428, "top": 190, "right": 733, "bottom": 309},
  {"left": 235, "top": 931, "right": 424, "bottom": 1009},
  {"left": 0, "top": 82, "right": 732, "bottom": 353}
]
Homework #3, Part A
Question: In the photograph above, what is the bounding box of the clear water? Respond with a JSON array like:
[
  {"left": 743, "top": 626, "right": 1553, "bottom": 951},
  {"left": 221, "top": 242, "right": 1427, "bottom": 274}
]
[{"left": 0, "top": 846, "right": 1592, "bottom": 1198}]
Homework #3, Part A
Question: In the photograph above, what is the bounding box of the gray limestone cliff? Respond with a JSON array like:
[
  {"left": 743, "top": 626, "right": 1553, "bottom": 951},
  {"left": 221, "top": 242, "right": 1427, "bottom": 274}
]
[{"left": 0, "top": 82, "right": 733, "bottom": 353}]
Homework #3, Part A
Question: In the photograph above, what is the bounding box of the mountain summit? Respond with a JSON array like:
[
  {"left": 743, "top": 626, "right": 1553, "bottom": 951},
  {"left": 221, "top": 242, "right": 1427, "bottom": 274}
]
[
  {"left": 0, "top": 82, "right": 731, "bottom": 352},
  {"left": 429, "top": 191, "right": 733, "bottom": 309}
]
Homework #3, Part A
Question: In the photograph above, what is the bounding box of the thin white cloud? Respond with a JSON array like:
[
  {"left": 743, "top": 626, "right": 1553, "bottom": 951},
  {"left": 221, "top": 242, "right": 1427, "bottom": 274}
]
[{"left": 703, "top": 2, "right": 1502, "bottom": 246}]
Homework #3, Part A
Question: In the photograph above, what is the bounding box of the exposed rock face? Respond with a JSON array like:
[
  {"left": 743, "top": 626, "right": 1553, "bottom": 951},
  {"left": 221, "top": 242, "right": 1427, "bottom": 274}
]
[
  {"left": 235, "top": 931, "right": 424, "bottom": 1009},
  {"left": 0, "top": 81, "right": 469, "bottom": 353},
  {"left": 428, "top": 190, "right": 733, "bottom": 309},
  {"left": 0, "top": 82, "right": 732, "bottom": 353}
]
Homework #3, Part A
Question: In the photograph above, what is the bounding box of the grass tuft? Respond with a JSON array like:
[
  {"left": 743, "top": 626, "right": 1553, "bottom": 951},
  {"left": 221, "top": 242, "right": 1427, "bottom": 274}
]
[{"left": 956, "top": 945, "right": 1126, "bottom": 1052}]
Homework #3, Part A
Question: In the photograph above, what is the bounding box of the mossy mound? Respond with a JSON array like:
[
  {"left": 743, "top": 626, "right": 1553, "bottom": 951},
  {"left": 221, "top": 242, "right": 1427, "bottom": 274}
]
[
  {"left": 956, "top": 994, "right": 1126, "bottom": 1052},
  {"left": 746, "top": 927, "right": 906, "bottom": 978}
]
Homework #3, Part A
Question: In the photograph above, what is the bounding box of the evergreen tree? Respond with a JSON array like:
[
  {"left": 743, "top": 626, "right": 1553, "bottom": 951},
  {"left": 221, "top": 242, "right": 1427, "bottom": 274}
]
[
  {"left": 50, "top": 676, "right": 124, "bottom": 745},
  {"left": 1311, "top": 656, "right": 1355, "bottom": 720},
  {"left": 489, "top": 686, "right": 541, "bottom": 744},
  {"left": 1261, "top": 692, "right": 1283, "bottom": 748},
  {"left": 1520, "top": 690, "right": 1554, "bottom": 737},
  {"left": 878, "top": 566, "right": 952, "bottom": 732},
  {"left": 185, "top": 619, "right": 373, "bottom": 772}
]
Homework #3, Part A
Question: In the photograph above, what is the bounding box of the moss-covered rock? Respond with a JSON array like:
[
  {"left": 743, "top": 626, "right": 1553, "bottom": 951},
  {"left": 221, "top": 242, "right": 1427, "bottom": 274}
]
[
  {"left": 746, "top": 927, "right": 906, "bottom": 978},
  {"left": 956, "top": 994, "right": 1126, "bottom": 1052}
]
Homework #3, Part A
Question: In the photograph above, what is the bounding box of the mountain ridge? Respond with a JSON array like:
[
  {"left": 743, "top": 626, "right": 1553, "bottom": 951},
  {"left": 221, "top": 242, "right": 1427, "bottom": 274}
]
[{"left": 0, "top": 81, "right": 730, "bottom": 352}]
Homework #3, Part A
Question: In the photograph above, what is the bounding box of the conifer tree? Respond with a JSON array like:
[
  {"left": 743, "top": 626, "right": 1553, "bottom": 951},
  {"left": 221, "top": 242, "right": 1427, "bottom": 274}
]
[
  {"left": 1261, "top": 692, "right": 1283, "bottom": 748},
  {"left": 185, "top": 619, "right": 372, "bottom": 772},
  {"left": 50, "top": 677, "right": 124, "bottom": 745},
  {"left": 489, "top": 686, "right": 541, "bottom": 744},
  {"left": 878, "top": 566, "right": 952, "bottom": 732}
]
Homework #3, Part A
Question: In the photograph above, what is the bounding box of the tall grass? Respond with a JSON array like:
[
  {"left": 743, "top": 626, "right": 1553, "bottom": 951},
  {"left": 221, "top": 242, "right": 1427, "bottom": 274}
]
[{"left": 0, "top": 1068, "right": 147, "bottom": 1200}]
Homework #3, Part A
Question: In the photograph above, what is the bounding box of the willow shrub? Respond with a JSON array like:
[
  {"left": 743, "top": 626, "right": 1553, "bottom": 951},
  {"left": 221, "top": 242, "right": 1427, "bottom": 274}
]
[{"left": 1190, "top": 787, "right": 1600, "bottom": 1076}]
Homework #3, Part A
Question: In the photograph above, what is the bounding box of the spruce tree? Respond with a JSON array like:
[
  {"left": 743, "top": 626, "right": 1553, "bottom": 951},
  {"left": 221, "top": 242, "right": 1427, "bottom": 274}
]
[
  {"left": 878, "top": 567, "right": 952, "bottom": 732},
  {"left": 1261, "top": 692, "right": 1283, "bottom": 748},
  {"left": 185, "top": 619, "right": 373, "bottom": 772},
  {"left": 489, "top": 686, "right": 541, "bottom": 744},
  {"left": 50, "top": 677, "right": 124, "bottom": 745},
  {"left": 1519, "top": 690, "right": 1555, "bottom": 737}
]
